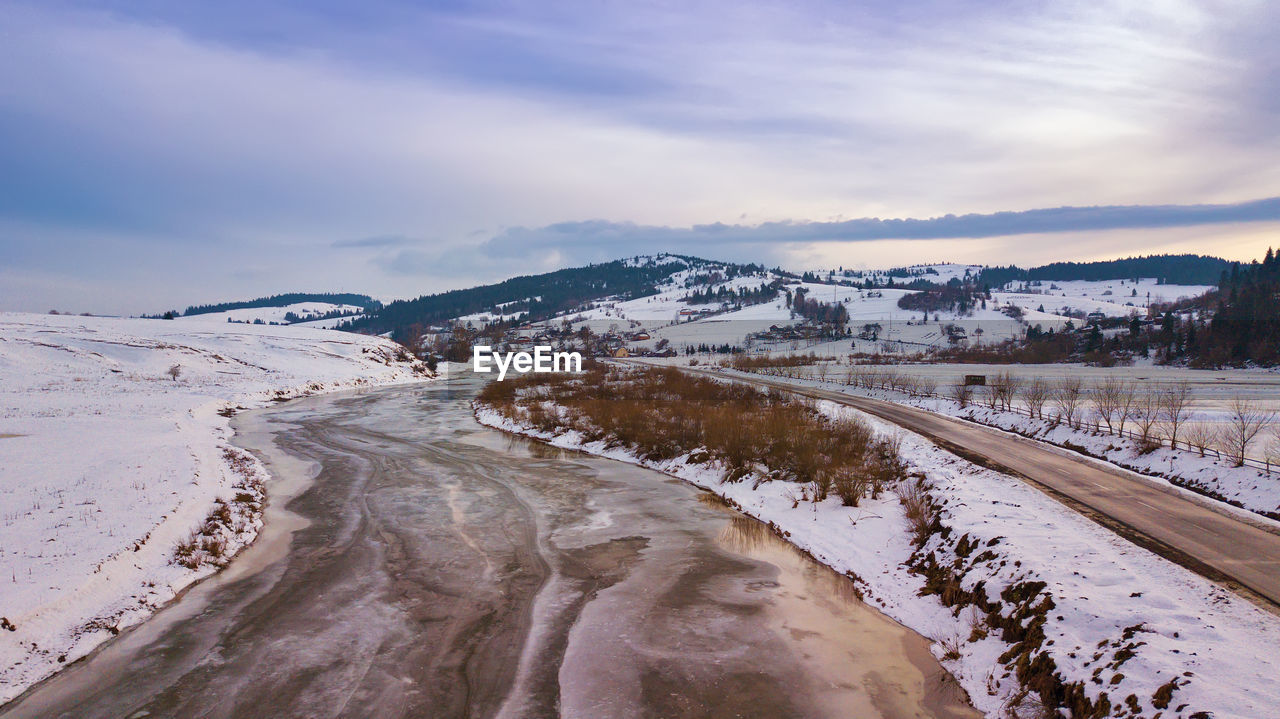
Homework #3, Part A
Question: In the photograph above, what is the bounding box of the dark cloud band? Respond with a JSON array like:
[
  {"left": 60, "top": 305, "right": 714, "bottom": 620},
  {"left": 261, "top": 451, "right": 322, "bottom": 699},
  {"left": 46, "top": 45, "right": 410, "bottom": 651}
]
[{"left": 483, "top": 197, "right": 1280, "bottom": 257}]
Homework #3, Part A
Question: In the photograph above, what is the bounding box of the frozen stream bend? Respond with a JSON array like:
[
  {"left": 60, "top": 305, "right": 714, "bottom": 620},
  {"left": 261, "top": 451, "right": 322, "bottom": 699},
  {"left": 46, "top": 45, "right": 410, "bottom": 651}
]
[{"left": 0, "top": 378, "right": 977, "bottom": 719}]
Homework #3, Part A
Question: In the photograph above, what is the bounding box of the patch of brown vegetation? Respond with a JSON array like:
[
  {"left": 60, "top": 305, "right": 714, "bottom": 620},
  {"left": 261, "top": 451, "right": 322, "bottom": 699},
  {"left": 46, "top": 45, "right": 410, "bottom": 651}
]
[{"left": 479, "top": 364, "right": 906, "bottom": 504}]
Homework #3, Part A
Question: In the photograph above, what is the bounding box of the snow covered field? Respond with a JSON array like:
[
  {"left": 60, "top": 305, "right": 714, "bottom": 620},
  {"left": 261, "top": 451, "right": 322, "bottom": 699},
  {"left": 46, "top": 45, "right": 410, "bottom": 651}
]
[
  {"left": 477, "top": 388, "right": 1280, "bottom": 718},
  {"left": 0, "top": 313, "right": 432, "bottom": 703},
  {"left": 1000, "top": 278, "right": 1213, "bottom": 311}
]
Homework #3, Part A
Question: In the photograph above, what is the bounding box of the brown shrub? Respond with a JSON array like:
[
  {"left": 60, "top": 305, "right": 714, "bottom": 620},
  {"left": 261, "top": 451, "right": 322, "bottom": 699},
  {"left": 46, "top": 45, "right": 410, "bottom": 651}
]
[{"left": 479, "top": 364, "right": 905, "bottom": 507}]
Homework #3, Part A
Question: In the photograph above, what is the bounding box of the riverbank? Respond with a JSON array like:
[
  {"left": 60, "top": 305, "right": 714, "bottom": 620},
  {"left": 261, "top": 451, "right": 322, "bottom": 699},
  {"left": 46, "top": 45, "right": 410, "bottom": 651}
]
[
  {"left": 3, "top": 379, "right": 976, "bottom": 718},
  {"left": 475, "top": 364, "right": 1280, "bottom": 718},
  {"left": 0, "top": 313, "right": 433, "bottom": 704}
]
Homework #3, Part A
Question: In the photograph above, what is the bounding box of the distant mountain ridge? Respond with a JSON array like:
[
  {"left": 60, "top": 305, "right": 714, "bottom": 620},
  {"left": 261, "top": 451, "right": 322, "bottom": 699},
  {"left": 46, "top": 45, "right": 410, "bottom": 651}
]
[
  {"left": 181, "top": 292, "right": 381, "bottom": 317},
  {"left": 345, "top": 254, "right": 765, "bottom": 338},
  {"left": 153, "top": 253, "right": 1226, "bottom": 338}
]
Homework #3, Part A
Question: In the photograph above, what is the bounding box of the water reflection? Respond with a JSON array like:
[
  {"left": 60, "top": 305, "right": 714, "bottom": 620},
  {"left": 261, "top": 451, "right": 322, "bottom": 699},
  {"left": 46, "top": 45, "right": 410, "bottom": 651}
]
[
  {"left": 716, "top": 512, "right": 866, "bottom": 606},
  {"left": 517, "top": 437, "right": 575, "bottom": 460},
  {"left": 707, "top": 501, "right": 977, "bottom": 719}
]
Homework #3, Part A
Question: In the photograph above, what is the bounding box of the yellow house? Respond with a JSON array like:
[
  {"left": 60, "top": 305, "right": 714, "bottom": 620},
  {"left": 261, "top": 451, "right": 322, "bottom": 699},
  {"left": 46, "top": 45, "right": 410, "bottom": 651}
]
[{"left": 611, "top": 347, "right": 630, "bottom": 358}]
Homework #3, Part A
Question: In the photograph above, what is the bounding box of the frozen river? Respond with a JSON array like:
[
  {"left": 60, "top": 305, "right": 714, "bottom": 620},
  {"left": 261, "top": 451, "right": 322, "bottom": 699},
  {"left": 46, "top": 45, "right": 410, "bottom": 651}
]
[{"left": 0, "top": 377, "right": 976, "bottom": 718}]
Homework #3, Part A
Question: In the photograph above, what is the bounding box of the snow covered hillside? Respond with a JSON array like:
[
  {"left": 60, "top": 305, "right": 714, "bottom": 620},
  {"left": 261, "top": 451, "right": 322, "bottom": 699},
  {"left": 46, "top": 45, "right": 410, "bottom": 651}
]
[
  {"left": 0, "top": 313, "right": 432, "bottom": 703},
  {"left": 416, "top": 257, "right": 1216, "bottom": 361},
  {"left": 559, "top": 279, "right": 1053, "bottom": 354},
  {"left": 804, "top": 262, "right": 986, "bottom": 286},
  {"left": 995, "top": 278, "right": 1213, "bottom": 320},
  {"left": 521, "top": 262, "right": 1212, "bottom": 357},
  {"left": 173, "top": 301, "right": 365, "bottom": 327},
  {"left": 1002, "top": 278, "right": 1213, "bottom": 308},
  {"left": 655, "top": 276, "right": 1213, "bottom": 356}
]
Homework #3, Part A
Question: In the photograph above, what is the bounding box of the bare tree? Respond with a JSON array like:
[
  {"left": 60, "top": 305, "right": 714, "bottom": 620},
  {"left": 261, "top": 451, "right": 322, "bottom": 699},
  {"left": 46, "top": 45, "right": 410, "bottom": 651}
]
[
  {"left": 859, "top": 369, "right": 877, "bottom": 389},
  {"left": 880, "top": 370, "right": 897, "bottom": 391},
  {"left": 896, "top": 373, "right": 912, "bottom": 393},
  {"left": 951, "top": 382, "right": 973, "bottom": 408},
  {"left": 844, "top": 365, "right": 860, "bottom": 386},
  {"left": 983, "top": 383, "right": 1000, "bottom": 410},
  {"left": 1267, "top": 426, "right": 1280, "bottom": 472},
  {"left": 1023, "top": 377, "right": 1050, "bottom": 419},
  {"left": 167, "top": 364, "right": 182, "bottom": 381},
  {"left": 1219, "top": 397, "right": 1276, "bottom": 466},
  {"left": 991, "top": 371, "right": 1020, "bottom": 412},
  {"left": 1131, "top": 391, "right": 1162, "bottom": 448},
  {"left": 1184, "top": 421, "right": 1218, "bottom": 457},
  {"left": 1158, "top": 381, "right": 1194, "bottom": 449},
  {"left": 1090, "top": 378, "right": 1126, "bottom": 435},
  {"left": 1116, "top": 385, "right": 1138, "bottom": 435},
  {"left": 400, "top": 323, "right": 427, "bottom": 360},
  {"left": 1052, "top": 378, "right": 1085, "bottom": 428}
]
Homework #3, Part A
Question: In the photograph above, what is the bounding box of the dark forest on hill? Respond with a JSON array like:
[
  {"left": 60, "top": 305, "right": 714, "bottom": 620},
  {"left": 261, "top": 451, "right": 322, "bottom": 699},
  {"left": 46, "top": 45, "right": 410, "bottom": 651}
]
[
  {"left": 978, "top": 254, "right": 1228, "bottom": 289},
  {"left": 347, "top": 256, "right": 755, "bottom": 340},
  {"left": 181, "top": 293, "right": 380, "bottom": 317}
]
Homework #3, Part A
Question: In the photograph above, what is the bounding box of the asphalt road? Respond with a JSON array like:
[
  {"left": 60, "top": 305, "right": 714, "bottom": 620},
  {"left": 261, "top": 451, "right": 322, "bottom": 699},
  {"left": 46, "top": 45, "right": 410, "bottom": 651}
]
[
  {"left": 0, "top": 378, "right": 977, "bottom": 719},
  {"left": 694, "top": 369, "right": 1280, "bottom": 611}
]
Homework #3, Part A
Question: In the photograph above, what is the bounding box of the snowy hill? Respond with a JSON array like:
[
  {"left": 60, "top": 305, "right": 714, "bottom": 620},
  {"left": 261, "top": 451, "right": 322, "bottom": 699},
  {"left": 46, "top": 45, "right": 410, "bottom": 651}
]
[
  {"left": 349, "top": 253, "right": 729, "bottom": 336},
  {"left": 515, "top": 258, "right": 1216, "bottom": 355},
  {"left": 542, "top": 276, "right": 1049, "bottom": 354},
  {"left": 172, "top": 301, "right": 366, "bottom": 327},
  {"left": 995, "top": 277, "right": 1213, "bottom": 314},
  {"left": 807, "top": 263, "right": 985, "bottom": 286},
  {"left": 231, "top": 255, "right": 1218, "bottom": 356},
  {"left": 148, "top": 255, "right": 1218, "bottom": 359},
  {"left": 0, "top": 313, "right": 433, "bottom": 702}
]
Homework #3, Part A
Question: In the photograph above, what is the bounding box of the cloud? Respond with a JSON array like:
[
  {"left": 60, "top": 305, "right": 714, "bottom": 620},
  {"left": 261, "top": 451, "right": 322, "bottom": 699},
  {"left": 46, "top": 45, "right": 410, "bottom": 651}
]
[
  {"left": 2, "top": 1, "right": 1280, "bottom": 313},
  {"left": 480, "top": 197, "right": 1280, "bottom": 259},
  {"left": 332, "top": 235, "right": 421, "bottom": 248}
]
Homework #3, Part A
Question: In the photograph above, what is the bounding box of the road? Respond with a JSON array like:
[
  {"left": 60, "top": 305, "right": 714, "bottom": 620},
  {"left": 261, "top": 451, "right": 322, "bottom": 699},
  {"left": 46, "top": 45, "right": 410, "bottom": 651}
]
[
  {"left": 696, "top": 368, "right": 1280, "bottom": 610},
  {"left": 1, "top": 377, "right": 977, "bottom": 719}
]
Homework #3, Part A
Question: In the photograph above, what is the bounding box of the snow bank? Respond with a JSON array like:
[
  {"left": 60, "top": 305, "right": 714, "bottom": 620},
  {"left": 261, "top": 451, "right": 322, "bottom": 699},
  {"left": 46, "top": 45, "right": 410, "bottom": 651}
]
[
  {"left": 475, "top": 394, "right": 1280, "bottom": 718},
  {"left": 0, "top": 312, "right": 433, "bottom": 702}
]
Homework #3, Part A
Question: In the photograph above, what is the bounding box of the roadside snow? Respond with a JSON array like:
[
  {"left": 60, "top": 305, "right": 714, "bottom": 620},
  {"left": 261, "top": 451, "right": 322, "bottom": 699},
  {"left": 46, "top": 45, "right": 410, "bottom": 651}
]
[
  {"left": 0, "top": 312, "right": 432, "bottom": 703},
  {"left": 752, "top": 370, "right": 1280, "bottom": 520}
]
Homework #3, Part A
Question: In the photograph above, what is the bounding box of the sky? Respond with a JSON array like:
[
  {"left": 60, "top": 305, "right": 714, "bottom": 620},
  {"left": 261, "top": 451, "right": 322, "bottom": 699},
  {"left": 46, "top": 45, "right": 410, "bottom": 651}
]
[{"left": 2, "top": 0, "right": 1279, "bottom": 314}]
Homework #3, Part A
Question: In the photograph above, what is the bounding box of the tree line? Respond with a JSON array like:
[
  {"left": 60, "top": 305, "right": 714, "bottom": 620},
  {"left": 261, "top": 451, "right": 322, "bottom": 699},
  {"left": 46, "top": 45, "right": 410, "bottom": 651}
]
[
  {"left": 896, "top": 281, "right": 989, "bottom": 315},
  {"left": 789, "top": 287, "right": 849, "bottom": 326},
  {"left": 977, "top": 254, "right": 1228, "bottom": 289},
  {"left": 839, "top": 369, "right": 1277, "bottom": 471},
  {"left": 179, "top": 293, "right": 379, "bottom": 317},
  {"left": 1176, "top": 248, "right": 1280, "bottom": 366},
  {"left": 683, "top": 282, "right": 778, "bottom": 305}
]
